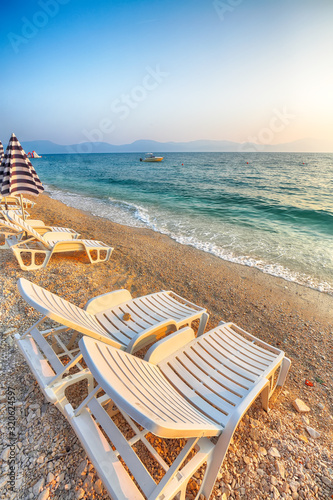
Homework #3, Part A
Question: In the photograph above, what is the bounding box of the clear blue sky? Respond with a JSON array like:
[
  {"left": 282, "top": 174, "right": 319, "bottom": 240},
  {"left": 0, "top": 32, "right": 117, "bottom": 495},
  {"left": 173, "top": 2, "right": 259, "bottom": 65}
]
[{"left": 1, "top": 0, "right": 332, "bottom": 148}]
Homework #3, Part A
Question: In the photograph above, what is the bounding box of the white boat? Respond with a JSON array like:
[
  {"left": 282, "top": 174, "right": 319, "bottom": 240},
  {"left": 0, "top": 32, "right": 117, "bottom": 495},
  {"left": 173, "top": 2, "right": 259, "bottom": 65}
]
[
  {"left": 140, "top": 153, "right": 163, "bottom": 162},
  {"left": 27, "top": 150, "right": 42, "bottom": 158}
]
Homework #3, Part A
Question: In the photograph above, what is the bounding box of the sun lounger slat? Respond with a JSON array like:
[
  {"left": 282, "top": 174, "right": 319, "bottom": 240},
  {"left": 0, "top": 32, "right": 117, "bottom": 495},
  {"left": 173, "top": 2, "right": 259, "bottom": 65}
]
[
  {"left": 219, "top": 325, "right": 276, "bottom": 363},
  {"left": 111, "top": 348, "right": 215, "bottom": 425},
  {"left": 26, "top": 283, "right": 116, "bottom": 344},
  {"left": 169, "top": 350, "right": 243, "bottom": 406},
  {"left": 160, "top": 362, "right": 229, "bottom": 427},
  {"left": 94, "top": 314, "right": 136, "bottom": 345},
  {"left": 204, "top": 334, "right": 266, "bottom": 375},
  {"left": 223, "top": 324, "right": 278, "bottom": 358},
  {"left": 200, "top": 335, "right": 262, "bottom": 378},
  {"left": 96, "top": 310, "right": 146, "bottom": 337},
  {"left": 183, "top": 346, "right": 248, "bottom": 397},
  {"left": 131, "top": 354, "right": 215, "bottom": 424},
  {"left": 144, "top": 294, "right": 196, "bottom": 321},
  {"left": 192, "top": 339, "right": 256, "bottom": 384},
  {"left": 165, "top": 356, "right": 236, "bottom": 415},
  {"left": 151, "top": 291, "right": 201, "bottom": 314},
  {"left": 119, "top": 300, "right": 167, "bottom": 325}
]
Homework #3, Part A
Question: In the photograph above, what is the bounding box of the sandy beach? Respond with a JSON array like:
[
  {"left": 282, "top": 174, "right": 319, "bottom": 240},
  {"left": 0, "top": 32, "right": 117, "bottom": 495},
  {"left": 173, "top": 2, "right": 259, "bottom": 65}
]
[{"left": 0, "top": 193, "right": 332, "bottom": 500}]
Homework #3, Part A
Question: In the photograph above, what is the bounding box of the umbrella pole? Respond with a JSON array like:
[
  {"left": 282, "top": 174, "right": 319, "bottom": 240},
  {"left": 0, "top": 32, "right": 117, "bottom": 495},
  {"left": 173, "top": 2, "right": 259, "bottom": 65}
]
[
  {"left": 19, "top": 194, "right": 26, "bottom": 221},
  {"left": 19, "top": 194, "right": 28, "bottom": 239}
]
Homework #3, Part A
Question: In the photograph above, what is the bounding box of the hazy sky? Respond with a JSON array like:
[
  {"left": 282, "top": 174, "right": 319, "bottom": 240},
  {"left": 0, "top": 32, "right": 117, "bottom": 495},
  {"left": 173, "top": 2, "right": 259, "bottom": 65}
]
[{"left": 1, "top": 0, "right": 333, "bottom": 148}]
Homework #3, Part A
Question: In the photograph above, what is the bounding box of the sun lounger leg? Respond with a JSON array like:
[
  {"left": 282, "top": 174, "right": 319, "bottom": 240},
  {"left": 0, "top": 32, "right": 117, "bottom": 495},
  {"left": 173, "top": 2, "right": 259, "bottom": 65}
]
[
  {"left": 87, "top": 247, "right": 112, "bottom": 264},
  {"left": 46, "top": 368, "right": 94, "bottom": 413},
  {"left": 276, "top": 357, "right": 291, "bottom": 388},
  {"left": 260, "top": 384, "right": 270, "bottom": 412},
  {"left": 12, "top": 248, "right": 52, "bottom": 270},
  {"left": 197, "top": 312, "right": 209, "bottom": 336},
  {"left": 198, "top": 419, "right": 239, "bottom": 499},
  {"left": 199, "top": 379, "right": 271, "bottom": 500}
]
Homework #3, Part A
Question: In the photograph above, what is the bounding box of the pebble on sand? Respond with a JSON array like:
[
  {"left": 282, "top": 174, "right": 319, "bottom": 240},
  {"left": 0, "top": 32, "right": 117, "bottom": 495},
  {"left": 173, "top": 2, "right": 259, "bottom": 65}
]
[{"left": 293, "top": 398, "right": 310, "bottom": 413}]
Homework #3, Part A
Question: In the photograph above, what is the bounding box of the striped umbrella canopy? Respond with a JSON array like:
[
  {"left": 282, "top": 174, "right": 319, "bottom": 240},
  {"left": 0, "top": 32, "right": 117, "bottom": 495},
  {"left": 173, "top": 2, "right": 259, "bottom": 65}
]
[
  {"left": 0, "top": 133, "right": 44, "bottom": 215},
  {"left": 0, "top": 141, "right": 3, "bottom": 163}
]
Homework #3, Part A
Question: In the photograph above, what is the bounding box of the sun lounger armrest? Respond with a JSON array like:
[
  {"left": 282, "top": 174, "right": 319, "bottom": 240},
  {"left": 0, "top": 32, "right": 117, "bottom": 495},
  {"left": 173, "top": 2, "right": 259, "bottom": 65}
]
[
  {"left": 84, "top": 289, "right": 133, "bottom": 314},
  {"left": 126, "top": 319, "right": 178, "bottom": 354},
  {"left": 144, "top": 326, "right": 195, "bottom": 364},
  {"left": 42, "top": 231, "right": 75, "bottom": 242}
]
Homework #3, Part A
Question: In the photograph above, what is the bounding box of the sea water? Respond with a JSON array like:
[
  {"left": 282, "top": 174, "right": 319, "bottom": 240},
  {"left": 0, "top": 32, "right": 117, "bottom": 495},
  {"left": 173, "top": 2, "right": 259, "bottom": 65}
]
[{"left": 34, "top": 152, "right": 333, "bottom": 294}]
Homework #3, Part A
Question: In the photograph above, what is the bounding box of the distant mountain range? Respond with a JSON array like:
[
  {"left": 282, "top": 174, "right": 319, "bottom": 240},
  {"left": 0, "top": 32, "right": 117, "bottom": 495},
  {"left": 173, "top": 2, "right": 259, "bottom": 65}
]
[{"left": 20, "top": 138, "right": 332, "bottom": 154}]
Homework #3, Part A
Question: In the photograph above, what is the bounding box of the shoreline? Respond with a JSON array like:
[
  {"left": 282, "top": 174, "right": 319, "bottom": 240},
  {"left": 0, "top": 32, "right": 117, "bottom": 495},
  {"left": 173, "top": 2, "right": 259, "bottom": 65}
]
[
  {"left": 0, "top": 193, "right": 332, "bottom": 499},
  {"left": 45, "top": 186, "right": 333, "bottom": 297}
]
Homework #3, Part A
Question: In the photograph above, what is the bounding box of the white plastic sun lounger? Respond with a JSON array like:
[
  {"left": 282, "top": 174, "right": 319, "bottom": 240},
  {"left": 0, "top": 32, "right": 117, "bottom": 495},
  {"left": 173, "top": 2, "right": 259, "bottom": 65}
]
[
  {"left": 0, "top": 207, "right": 30, "bottom": 220},
  {"left": 0, "top": 215, "right": 80, "bottom": 250},
  {"left": 15, "top": 278, "right": 209, "bottom": 412},
  {"left": 64, "top": 324, "right": 290, "bottom": 500},
  {"left": 5, "top": 211, "right": 112, "bottom": 270},
  {"left": 0, "top": 195, "right": 35, "bottom": 209},
  {"left": 4, "top": 210, "right": 80, "bottom": 237}
]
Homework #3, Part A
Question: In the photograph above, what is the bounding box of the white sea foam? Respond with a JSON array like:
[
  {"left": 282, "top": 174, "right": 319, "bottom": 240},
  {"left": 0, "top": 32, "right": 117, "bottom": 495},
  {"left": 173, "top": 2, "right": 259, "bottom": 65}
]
[{"left": 45, "top": 185, "right": 333, "bottom": 295}]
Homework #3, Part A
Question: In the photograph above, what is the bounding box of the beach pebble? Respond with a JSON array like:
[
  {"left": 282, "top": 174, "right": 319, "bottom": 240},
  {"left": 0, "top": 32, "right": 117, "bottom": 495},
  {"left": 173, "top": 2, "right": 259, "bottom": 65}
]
[
  {"left": 46, "top": 472, "right": 54, "bottom": 483},
  {"left": 75, "top": 488, "right": 85, "bottom": 499},
  {"left": 1, "top": 447, "right": 10, "bottom": 461},
  {"left": 32, "top": 478, "right": 45, "bottom": 496},
  {"left": 38, "top": 489, "right": 50, "bottom": 500},
  {"left": 56, "top": 472, "right": 65, "bottom": 483},
  {"left": 271, "top": 475, "right": 278, "bottom": 485},
  {"left": 306, "top": 426, "right": 320, "bottom": 439},
  {"left": 293, "top": 399, "right": 310, "bottom": 413},
  {"left": 83, "top": 472, "right": 94, "bottom": 490},
  {"left": 275, "top": 460, "right": 285, "bottom": 478},
  {"left": 289, "top": 480, "right": 300, "bottom": 493},
  {"left": 94, "top": 478, "right": 103, "bottom": 494},
  {"left": 76, "top": 459, "right": 88, "bottom": 478},
  {"left": 0, "top": 477, "right": 7, "bottom": 489},
  {"left": 268, "top": 447, "right": 281, "bottom": 458},
  {"left": 36, "top": 455, "right": 45, "bottom": 464},
  {"left": 321, "top": 476, "right": 332, "bottom": 487},
  {"left": 301, "top": 415, "right": 309, "bottom": 425},
  {"left": 258, "top": 447, "right": 267, "bottom": 455},
  {"left": 250, "top": 428, "right": 260, "bottom": 441}
]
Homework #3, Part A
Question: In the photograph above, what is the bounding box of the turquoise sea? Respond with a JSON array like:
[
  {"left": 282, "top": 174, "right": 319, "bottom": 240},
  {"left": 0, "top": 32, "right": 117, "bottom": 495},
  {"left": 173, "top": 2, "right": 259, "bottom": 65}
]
[{"left": 35, "top": 152, "right": 333, "bottom": 294}]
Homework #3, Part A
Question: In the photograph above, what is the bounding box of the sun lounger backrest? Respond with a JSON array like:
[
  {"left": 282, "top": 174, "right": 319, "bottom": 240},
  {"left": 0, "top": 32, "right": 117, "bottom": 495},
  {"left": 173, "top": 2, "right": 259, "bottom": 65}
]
[
  {"left": 0, "top": 219, "right": 22, "bottom": 233},
  {"left": 6, "top": 211, "right": 52, "bottom": 249},
  {"left": 17, "top": 278, "right": 116, "bottom": 343}
]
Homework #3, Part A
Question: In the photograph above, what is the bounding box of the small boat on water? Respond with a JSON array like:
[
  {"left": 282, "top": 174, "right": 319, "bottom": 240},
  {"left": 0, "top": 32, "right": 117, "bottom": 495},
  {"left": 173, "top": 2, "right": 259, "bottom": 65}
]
[
  {"left": 140, "top": 153, "right": 163, "bottom": 162},
  {"left": 27, "top": 150, "right": 42, "bottom": 158}
]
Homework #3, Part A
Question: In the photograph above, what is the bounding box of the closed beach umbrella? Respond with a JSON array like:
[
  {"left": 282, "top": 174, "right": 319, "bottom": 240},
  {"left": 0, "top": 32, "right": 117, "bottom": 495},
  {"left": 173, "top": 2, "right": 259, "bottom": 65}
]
[{"left": 0, "top": 133, "right": 44, "bottom": 217}]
